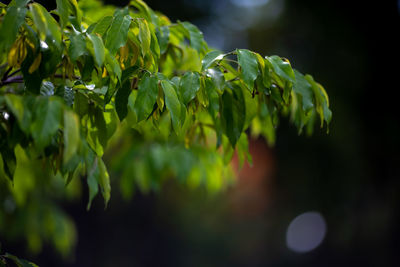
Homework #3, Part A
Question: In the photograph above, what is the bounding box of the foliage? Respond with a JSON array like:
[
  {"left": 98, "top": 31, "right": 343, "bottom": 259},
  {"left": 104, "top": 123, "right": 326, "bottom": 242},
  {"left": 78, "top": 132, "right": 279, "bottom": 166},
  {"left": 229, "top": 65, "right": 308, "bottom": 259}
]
[{"left": 0, "top": 0, "right": 331, "bottom": 259}]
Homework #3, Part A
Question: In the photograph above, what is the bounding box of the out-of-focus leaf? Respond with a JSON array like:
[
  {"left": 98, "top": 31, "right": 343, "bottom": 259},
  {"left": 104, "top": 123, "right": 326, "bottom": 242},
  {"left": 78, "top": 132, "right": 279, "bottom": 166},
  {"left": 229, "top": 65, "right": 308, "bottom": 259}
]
[
  {"left": 4, "top": 94, "right": 33, "bottom": 133},
  {"left": 39, "top": 81, "right": 54, "bottom": 96},
  {"left": 3, "top": 253, "right": 39, "bottom": 267},
  {"left": 0, "top": 4, "right": 27, "bottom": 52},
  {"left": 86, "top": 152, "right": 99, "bottom": 210},
  {"left": 179, "top": 72, "right": 200, "bottom": 105},
  {"left": 134, "top": 73, "right": 158, "bottom": 122},
  {"left": 180, "top": 21, "right": 206, "bottom": 54},
  {"left": 55, "top": 85, "right": 74, "bottom": 106},
  {"left": 63, "top": 110, "right": 80, "bottom": 165},
  {"left": 98, "top": 157, "right": 111, "bottom": 207},
  {"left": 156, "top": 26, "right": 169, "bottom": 54},
  {"left": 237, "top": 49, "right": 259, "bottom": 92}
]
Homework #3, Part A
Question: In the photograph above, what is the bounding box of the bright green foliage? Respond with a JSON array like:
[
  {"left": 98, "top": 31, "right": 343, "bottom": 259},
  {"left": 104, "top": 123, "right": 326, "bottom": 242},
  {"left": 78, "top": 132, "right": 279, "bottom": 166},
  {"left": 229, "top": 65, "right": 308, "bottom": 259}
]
[{"left": 0, "top": 0, "right": 331, "bottom": 258}]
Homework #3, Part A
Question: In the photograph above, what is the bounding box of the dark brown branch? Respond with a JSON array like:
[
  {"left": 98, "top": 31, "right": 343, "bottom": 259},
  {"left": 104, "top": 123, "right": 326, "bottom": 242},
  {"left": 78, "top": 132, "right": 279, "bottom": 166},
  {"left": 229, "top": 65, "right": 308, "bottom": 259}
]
[{"left": 0, "top": 76, "right": 24, "bottom": 86}]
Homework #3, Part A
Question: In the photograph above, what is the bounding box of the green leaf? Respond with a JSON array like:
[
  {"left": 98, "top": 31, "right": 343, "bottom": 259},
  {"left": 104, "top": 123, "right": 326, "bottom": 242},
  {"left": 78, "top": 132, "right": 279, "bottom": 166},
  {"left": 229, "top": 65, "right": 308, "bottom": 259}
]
[
  {"left": 293, "top": 69, "right": 314, "bottom": 111},
  {"left": 91, "top": 16, "right": 113, "bottom": 36},
  {"left": 237, "top": 49, "right": 259, "bottom": 92},
  {"left": 161, "top": 80, "right": 182, "bottom": 133},
  {"left": 56, "top": 0, "right": 69, "bottom": 28},
  {"left": 305, "top": 75, "right": 332, "bottom": 126},
  {"left": 156, "top": 26, "right": 169, "bottom": 54},
  {"left": 31, "top": 97, "right": 63, "bottom": 150},
  {"left": 266, "top": 55, "right": 295, "bottom": 83},
  {"left": 134, "top": 73, "right": 158, "bottom": 122},
  {"left": 55, "top": 85, "right": 74, "bottom": 106},
  {"left": 30, "top": 3, "right": 62, "bottom": 48},
  {"left": 204, "top": 78, "right": 219, "bottom": 120},
  {"left": 115, "top": 80, "right": 132, "bottom": 121},
  {"left": 98, "top": 157, "right": 111, "bottom": 207},
  {"left": 73, "top": 91, "right": 89, "bottom": 117},
  {"left": 87, "top": 105, "right": 108, "bottom": 156},
  {"left": 63, "top": 110, "right": 80, "bottom": 165},
  {"left": 201, "top": 50, "right": 223, "bottom": 71},
  {"left": 105, "top": 13, "right": 131, "bottom": 55},
  {"left": 87, "top": 33, "right": 105, "bottom": 67},
  {"left": 4, "top": 95, "right": 33, "bottom": 133},
  {"left": 220, "top": 85, "right": 245, "bottom": 147},
  {"left": 0, "top": 4, "right": 27, "bottom": 52},
  {"left": 237, "top": 133, "right": 252, "bottom": 168},
  {"left": 179, "top": 72, "right": 200, "bottom": 105},
  {"left": 180, "top": 21, "right": 206, "bottom": 54},
  {"left": 105, "top": 50, "right": 122, "bottom": 80},
  {"left": 67, "top": 0, "right": 82, "bottom": 30},
  {"left": 86, "top": 151, "right": 99, "bottom": 210},
  {"left": 69, "top": 33, "right": 87, "bottom": 62},
  {"left": 206, "top": 68, "right": 225, "bottom": 92},
  {"left": 3, "top": 253, "right": 39, "bottom": 267},
  {"left": 137, "top": 18, "right": 151, "bottom": 57}
]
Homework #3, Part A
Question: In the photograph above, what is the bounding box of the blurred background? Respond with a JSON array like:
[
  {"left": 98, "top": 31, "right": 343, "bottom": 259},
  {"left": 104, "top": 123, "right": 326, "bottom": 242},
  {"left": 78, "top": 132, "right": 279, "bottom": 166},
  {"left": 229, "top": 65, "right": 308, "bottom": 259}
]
[{"left": 4, "top": 0, "right": 400, "bottom": 266}]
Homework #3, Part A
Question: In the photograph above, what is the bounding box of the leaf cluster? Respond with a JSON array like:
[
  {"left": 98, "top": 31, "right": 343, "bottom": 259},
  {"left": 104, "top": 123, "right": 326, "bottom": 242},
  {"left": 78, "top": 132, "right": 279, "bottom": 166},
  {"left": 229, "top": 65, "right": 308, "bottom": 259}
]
[{"left": 0, "top": 0, "right": 331, "bottom": 256}]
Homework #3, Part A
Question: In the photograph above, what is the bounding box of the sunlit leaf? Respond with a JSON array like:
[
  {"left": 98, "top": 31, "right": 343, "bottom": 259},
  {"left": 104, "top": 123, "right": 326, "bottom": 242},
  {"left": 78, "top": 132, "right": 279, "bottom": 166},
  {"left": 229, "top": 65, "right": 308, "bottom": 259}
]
[{"left": 201, "top": 50, "right": 223, "bottom": 71}]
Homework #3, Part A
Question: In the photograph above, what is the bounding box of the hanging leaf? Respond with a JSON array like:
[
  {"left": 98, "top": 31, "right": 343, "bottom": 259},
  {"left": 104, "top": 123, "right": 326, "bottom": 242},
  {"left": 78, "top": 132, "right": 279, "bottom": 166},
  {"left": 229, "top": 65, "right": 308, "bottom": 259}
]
[
  {"left": 137, "top": 18, "right": 151, "bottom": 57},
  {"left": 180, "top": 21, "right": 206, "bottom": 54},
  {"left": 87, "top": 33, "right": 105, "bottom": 67},
  {"left": 115, "top": 80, "right": 132, "bottom": 121},
  {"left": 56, "top": 0, "right": 69, "bottom": 29},
  {"left": 179, "top": 71, "right": 200, "bottom": 105},
  {"left": 161, "top": 80, "right": 182, "bottom": 133},
  {"left": 105, "top": 12, "right": 132, "bottom": 55},
  {"left": 237, "top": 49, "right": 259, "bottom": 92},
  {"left": 63, "top": 109, "right": 80, "bottom": 165},
  {"left": 30, "top": 97, "right": 63, "bottom": 150},
  {"left": 266, "top": 55, "right": 295, "bottom": 83},
  {"left": 156, "top": 26, "right": 169, "bottom": 54},
  {"left": 69, "top": 33, "right": 87, "bottom": 62},
  {"left": 0, "top": 4, "right": 27, "bottom": 52},
  {"left": 293, "top": 69, "right": 314, "bottom": 111},
  {"left": 134, "top": 73, "right": 159, "bottom": 122},
  {"left": 91, "top": 16, "right": 113, "bottom": 36},
  {"left": 220, "top": 85, "right": 246, "bottom": 147}
]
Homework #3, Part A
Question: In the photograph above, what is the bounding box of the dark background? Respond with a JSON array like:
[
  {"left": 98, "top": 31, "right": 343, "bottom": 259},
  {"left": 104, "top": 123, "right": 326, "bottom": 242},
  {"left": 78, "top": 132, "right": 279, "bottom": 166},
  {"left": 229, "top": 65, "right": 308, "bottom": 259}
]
[{"left": 5, "top": 0, "right": 400, "bottom": 266}]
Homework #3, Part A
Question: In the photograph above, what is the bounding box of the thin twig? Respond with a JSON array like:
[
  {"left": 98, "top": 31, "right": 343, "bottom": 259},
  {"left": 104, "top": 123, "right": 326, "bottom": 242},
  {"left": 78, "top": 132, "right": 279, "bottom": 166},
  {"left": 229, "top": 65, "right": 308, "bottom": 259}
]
[{"left": 7, "top": 69, "right": 21, "bottom": 78}]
